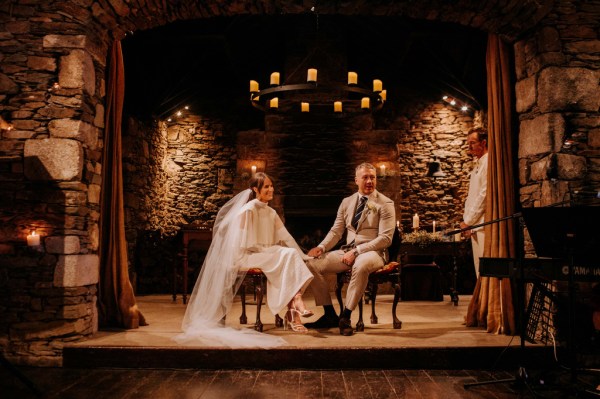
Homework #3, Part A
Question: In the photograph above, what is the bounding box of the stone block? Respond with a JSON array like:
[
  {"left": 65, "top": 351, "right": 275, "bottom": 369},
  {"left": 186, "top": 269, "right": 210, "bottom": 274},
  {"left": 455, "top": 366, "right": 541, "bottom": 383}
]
[
  {"left": 0, "top": 73, "right": 19, "bottom": 94},
  {"left": 530, "top": 156, "right": 551, "bottom": 181},
  {"left": 59, "top": 49, "right": 95, "bottom": 95},
  {"left": 537, "top": 26, "right": 561, "bottom": 53},
  {"left": 10, "top": 319, "right": 86, "bottom": 340},
  {"left": 555, "top": 153, "right": 587, "bottom": 180},
  {"left": 45, "top": 236, "right": 80, "bottom": 254},
  {"left": 24, "top": 138, "right": 83, "bottom": 181},
  {"left": 48, "top": 118, "right": 98, "bottom": 149},
  {"left": 541, "top": 179, "right": 569, "bottom": 207},
  {"left": 53, "top": 254, "right": 99, "bottom": 287},
  {"left": 60, "top": 303, "right": 90, "bottom": 319},
  {"left": 27, "top": 56, "right": 56, "bottom": 71},
  {"left": 538, "top": 67, "right": 600, "bottom": 112},
  {"left": 43, "top": 34, "right": 86, "bottom": 49},
  {"left": 518, "top": 114, "right": 565, "bottom": 158},
  {"left": 88, "top": 184, "right": 100, "bottom": 204},
  {"left": 589, "top": 128, "right": 600, "bottom": 148},
  {"left": 515, "top": 75, "right": 536, "bottom": 113},
  {"left": 94, "top": 103, "right": 104, "bottom": 128}
]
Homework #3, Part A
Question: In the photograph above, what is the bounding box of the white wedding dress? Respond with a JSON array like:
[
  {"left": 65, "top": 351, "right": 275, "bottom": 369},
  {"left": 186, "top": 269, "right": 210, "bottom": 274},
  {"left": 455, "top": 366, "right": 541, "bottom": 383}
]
[{"left": 173, "top": 190, "right": 313, "bottom": 348}]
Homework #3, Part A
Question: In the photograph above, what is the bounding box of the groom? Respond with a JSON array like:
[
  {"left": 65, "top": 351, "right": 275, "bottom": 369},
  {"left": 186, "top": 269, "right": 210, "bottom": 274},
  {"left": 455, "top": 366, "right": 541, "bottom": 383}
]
[{"left": 306, "top": 162, "right": 396, "bottom": 335}]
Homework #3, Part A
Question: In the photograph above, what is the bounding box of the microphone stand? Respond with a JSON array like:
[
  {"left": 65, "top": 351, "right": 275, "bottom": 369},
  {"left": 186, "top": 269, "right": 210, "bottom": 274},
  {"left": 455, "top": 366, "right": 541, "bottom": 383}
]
[{"left": 457, "top": 211, "right": 534, "bottom": 394}]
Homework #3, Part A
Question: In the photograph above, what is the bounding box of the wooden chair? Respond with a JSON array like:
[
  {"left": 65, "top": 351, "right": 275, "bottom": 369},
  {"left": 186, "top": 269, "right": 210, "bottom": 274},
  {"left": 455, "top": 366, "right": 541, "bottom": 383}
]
[
  {"left": 335, "top": 229, "right": 402, "bottom": 331},
  {"left": 238, "top": 268, "right": 283, "bottom": 332}
]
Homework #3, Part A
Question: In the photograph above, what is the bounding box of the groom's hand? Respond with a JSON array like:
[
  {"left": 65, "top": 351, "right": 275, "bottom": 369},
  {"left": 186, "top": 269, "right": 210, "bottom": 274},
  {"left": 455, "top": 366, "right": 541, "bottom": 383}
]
[
  {"left": 308, "top": 247, "right": 323, "bottom": 257},
  {"left": 341, "top": 250, "right": 356, "bottom": 266}
]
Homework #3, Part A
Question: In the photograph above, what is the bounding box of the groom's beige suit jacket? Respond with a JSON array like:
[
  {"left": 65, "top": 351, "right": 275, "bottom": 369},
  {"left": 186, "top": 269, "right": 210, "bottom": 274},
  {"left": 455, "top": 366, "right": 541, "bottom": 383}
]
[{"left": 319, "top": 190, "right": 395, "bottom": 261}]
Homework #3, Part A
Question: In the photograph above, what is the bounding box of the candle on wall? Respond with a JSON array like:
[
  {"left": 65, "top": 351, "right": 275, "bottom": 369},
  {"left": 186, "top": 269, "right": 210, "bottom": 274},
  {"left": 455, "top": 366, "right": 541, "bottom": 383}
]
[
  {"left": 249, "top": 80, "right": 259, "bottom": 92},
  {"left": 373, "top": 79, "right": 382, "bottom": 92},
  {"left": 412, "top": 213, "right": 419, "bottom": 229},
  {"left": 379, "top": 164, "right": 386, "bottom": 176},
  {"left": 361, "top": 97, "right": 370, "bottom": 109},
  {"left": 396, "top": 220, "right": 400, "bottom": 229},
  {"left": 301, "top": 102, "right": 309, "bottom": 112},
  {"left": 334, "top": 101, "right": 342, "bottom": 113},
  {"left": 307, "top": 68, "right": 317, "bottom": 82},
  {"left": 270, "top": 72, "right": 280, "bottom": 85},
  {"left": 433, "top": 221, "right": 436, "bottom": 233},
  {"left": 380, "top": 89, "right": 387, "bottom": 101},
  {"left": 270, "top": 97, "right": 278, "bottom": 108},
  {"left": 27, "top": 230, "right": 40, "bottom": 246},
  {"left": 251, "top": 165, "right": 257, "bottom": 176},
  {"left": 348, "top": 71, "right": 357, "bottom": 85}
]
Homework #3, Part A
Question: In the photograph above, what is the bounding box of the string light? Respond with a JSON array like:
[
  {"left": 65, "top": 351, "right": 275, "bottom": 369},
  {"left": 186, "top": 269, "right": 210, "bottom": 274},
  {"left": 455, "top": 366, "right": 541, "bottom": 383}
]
[{"left": 442, "top": 95, "right": 471, "bottom": 113}]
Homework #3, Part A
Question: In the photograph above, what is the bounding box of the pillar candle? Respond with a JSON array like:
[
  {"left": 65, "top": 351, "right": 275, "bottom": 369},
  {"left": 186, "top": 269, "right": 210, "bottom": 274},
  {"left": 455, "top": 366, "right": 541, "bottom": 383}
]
[
  {"left": 301, "top": 102, "right": 309, "bottom": 112},
  {"left": 380, "top": 89, "right": 387, "bottom": 101},
  {"left": 249, "top": 80, "right": 259, "bottom": 92},
  {"left": 373, "top": 79, "right": 382, "bottom": 92},
  {"left": 270, "top": 97, "right": 278, "bottom": 108},
  {"left": 396, "top": 220, "right": 400, "bottom": 229},
  {"left": 334, "top": 101, "right": 342, "bottom": 113},
  {"left": 307, "top": 68, "right": 317, "bottom": 82},
  {"left": 251, "top": 165, "right": 257, "bottom": 176},
  {"left": 433, "top": 221, "right": 436, "bottom": 233},
  {"left": 361, "top": 97, "right": 370, "bottom": 109},
  {"left": 348, "top": 72, "right": 357, "bottom": 85},
  {"left": 27, "top": 231, "right": 40, "bottom": 246},
  {"left": 412, "top": 213, "right": 419, "bottom": 229},
  {"left": 270, "top": 72, "right": 280, "bottom": 85},
  {"left": 379, "top": 164, "right": 386, "bottom": 176}
]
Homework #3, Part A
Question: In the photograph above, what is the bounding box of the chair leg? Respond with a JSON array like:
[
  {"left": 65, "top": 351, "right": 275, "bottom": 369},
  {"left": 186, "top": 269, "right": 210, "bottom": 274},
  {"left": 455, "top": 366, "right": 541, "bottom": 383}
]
[
  {"left": 392, "top": 282, "right": 402, "bottom": 329},
  {"left": 275, "top": 314, "right": 283, "bottom": 328},
  {"left": 239, "top": 284, "right": 247, "bottom": 324},
  {"left": 335, "top": 274, "right": 344, "bottom": 315},
  {"left": 356, "top": 297, "right": 364, "bottom": 332},
  {"left": 370, "top": 282, "right": 378, "bottom": 324},
  {"left": 253, "top": 276, "right": 265, "bottom": 332}
]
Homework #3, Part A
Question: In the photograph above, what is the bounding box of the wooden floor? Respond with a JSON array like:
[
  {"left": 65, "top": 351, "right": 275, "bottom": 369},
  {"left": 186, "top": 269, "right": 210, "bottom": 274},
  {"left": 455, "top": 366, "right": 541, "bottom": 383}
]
[{"left": 2, "top": 365, "right": 599, "bottom": 398}]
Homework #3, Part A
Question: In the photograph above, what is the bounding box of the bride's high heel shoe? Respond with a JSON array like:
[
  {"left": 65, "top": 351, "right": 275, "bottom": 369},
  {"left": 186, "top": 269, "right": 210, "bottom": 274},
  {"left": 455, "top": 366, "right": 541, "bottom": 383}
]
[
  {"left": 292, "top": 295, "right": 314, "bottom": 318},
  {"left": 284, "top": 309, "right": 308, "bottom": 333}
]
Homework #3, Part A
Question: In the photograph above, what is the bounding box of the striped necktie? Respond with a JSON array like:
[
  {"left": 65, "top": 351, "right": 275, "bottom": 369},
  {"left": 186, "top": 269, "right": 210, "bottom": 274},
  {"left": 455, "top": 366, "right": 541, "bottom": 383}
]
[{"left": 352, "top": 196, "right": 368, "bottom": 229}]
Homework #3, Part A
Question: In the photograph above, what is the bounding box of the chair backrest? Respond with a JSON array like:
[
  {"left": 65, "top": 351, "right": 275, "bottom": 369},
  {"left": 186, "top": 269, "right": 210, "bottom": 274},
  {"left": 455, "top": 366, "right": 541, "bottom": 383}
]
[{"left": 388, "top": 228, "right": 401, "bottom": 262}]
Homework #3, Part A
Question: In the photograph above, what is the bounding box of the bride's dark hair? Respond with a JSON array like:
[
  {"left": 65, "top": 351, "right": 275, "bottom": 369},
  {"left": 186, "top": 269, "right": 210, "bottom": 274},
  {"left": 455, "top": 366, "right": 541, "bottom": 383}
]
[{"left": 248, "top": 172, "right": 272, "bottom": 200}]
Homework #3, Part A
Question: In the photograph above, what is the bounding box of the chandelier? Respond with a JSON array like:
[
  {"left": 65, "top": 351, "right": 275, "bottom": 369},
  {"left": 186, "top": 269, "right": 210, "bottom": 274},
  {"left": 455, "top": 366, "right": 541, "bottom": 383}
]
[{"left": 249, "top": 69, "right": 386, "bottom": 113}]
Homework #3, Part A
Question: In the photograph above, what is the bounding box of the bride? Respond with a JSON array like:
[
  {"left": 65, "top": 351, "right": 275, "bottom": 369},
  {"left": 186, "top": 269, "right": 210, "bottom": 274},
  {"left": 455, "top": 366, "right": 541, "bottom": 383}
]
[{"left": 174, "top": 172, "right": 314, "bottom": 348}]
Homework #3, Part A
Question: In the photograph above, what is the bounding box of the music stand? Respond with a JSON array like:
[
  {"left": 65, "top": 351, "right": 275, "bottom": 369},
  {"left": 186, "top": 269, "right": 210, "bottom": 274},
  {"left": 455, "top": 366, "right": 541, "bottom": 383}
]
[{"left": 521, "top": 206, "right": 600, "bottom": 386}]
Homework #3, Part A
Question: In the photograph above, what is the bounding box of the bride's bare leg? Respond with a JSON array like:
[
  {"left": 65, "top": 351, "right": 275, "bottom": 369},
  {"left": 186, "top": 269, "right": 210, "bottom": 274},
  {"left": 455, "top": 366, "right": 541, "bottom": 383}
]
[{"left": 292, "top": 292, "right": 313, "bottom": 317}]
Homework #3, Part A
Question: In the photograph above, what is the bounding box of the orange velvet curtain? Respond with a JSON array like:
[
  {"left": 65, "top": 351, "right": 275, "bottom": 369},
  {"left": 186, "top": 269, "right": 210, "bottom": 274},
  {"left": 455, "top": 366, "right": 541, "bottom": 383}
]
[
  {"left": 466, "top": 34, "right": 516, "bottom": 335},
  {"left": 98, "top": 40, "right": 146, "bottom": 329}
]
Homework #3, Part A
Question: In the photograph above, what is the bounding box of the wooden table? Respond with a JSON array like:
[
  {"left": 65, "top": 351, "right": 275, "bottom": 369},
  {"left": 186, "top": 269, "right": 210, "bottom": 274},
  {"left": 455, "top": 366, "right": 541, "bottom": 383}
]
[
  {"left": 175, "top": 225, "right": 212, "bottom": 304},
  {"left": 399, "top": 241, "right": 471, "bottom": 305}
]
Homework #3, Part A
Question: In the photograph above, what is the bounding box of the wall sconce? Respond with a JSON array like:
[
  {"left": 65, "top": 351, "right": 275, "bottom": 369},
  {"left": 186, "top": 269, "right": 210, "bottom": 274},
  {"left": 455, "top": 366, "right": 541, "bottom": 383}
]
[
  {"left": 27, "top": 230, "right": 41, "bottom": 246},
  {"left": 426, "top": 157, "right": 446, "bottom": 178}
]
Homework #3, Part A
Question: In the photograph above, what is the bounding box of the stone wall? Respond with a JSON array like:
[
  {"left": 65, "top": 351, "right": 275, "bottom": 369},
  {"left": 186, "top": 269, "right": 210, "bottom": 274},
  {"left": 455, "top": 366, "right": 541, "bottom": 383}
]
[
  {"left": 514, "top": 1, "right": 600, "bottom": 209},
  {"left": 122, "top": 114, "right": 235, "bottom": 294},
  {"left": 0, "top": 3, "right": 110, "bottom": 366}
]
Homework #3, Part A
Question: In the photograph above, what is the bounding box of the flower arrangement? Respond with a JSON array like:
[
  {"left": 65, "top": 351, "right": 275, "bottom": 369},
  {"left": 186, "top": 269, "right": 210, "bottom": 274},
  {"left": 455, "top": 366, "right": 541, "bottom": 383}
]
[{"left": 402, "top": 230, "right": 445, "bottom": 247}]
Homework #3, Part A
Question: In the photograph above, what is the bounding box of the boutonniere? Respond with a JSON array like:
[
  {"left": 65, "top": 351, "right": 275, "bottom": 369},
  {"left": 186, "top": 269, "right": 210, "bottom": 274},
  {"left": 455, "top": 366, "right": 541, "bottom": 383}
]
[{"left": 365, "top": 202, "right": 377, "bottom": 213}]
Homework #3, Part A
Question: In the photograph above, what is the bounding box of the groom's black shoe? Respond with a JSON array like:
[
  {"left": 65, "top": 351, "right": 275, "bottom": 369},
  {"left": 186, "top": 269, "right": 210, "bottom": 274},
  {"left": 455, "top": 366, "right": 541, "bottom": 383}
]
[
  {"left": 305, "top": 314, "right": 339, "bottom": 329},
  {"left": 339, "top": 317, "right": 354, "bottom": 336}
]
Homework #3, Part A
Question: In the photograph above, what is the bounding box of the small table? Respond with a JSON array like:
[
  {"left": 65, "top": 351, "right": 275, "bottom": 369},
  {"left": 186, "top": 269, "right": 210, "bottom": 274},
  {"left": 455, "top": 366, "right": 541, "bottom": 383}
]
[
  {"left": 175, "top": 225, "right": 212, "bottom": 304},
  {"left": 399, "top": 241, "right": 471, "bottom": 305}
]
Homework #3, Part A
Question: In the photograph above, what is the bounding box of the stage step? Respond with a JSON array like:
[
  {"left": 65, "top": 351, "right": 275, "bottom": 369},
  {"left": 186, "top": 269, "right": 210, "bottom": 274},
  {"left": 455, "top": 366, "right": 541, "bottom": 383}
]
[{"left": 63, "top": 345, "right": 556, "bottom": 370}]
